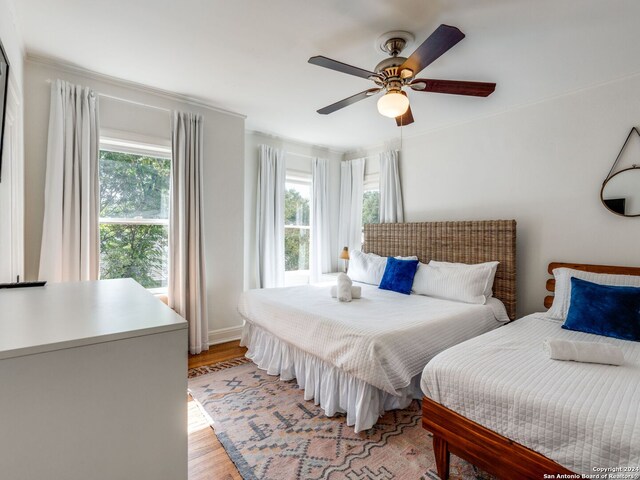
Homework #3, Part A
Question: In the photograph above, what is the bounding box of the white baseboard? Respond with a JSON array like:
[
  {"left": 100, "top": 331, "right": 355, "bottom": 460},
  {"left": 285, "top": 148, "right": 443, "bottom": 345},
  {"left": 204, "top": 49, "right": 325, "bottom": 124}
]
[{"left": 208, "top": 325, "right": 244, "bottom": 346}]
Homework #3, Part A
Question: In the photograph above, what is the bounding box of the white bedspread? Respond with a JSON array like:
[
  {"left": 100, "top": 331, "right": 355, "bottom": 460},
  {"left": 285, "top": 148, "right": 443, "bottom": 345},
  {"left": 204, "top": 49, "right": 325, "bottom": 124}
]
[
  {"left": 238, "top": 283, "right": 508, "bottom": 395},
  {"left": 421, "top": 313, "right": 640, "bottom": 476}
]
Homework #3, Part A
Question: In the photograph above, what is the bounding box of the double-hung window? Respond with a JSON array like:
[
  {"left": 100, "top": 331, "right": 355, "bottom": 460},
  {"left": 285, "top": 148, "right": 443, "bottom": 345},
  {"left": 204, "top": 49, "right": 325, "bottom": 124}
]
[
  {"left": 362, "top": 173, "right": 380, "bottom": 226},
  {"left": 284, "top": 171, "right": 311, "bottom": 285},
  {"left": 360, "top": 172, "right": 380, "bottom": 245},
  {"left": 98, "top": 138, "right": 171, "bottom": 291}
]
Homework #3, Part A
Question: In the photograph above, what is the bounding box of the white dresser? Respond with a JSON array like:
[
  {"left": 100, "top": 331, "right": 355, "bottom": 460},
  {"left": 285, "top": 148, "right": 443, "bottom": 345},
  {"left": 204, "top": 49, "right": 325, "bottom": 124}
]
[{"left": 0, "top": 279, "right": 188, "bottom": 480}]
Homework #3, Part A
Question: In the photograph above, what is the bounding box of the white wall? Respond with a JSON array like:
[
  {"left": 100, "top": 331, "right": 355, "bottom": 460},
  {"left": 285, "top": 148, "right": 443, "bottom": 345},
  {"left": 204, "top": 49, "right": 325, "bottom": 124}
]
[
  {"left": 0, "top": 0, "right": 24, "bottom": 283},
  {"left": 0, "top": 0, "right": 23, "bottom": 85},
  {"left": 244, "top": 131, "right": 343, "bottom": 290},
  {"left": 347, "top": 73, "right": 640, "bottom": 316},
  {"left": 23, "top": 58, "right": 246, "bottom": 339}
]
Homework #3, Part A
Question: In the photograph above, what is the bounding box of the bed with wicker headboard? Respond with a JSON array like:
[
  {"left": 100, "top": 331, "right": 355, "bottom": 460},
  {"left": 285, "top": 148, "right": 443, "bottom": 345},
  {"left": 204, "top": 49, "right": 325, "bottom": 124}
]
[
  {"left": 364, "top": 219, "right": 517, "bottom": 319},
  {"left": 238, "top": 219, "right": 517, "bottom": 432}
]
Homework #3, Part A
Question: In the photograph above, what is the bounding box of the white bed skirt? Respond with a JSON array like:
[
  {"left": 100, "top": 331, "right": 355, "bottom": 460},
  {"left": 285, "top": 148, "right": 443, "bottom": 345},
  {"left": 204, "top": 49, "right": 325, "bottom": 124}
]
[{"left": 241, "top": 322, "right": 423, "bottom": 433}]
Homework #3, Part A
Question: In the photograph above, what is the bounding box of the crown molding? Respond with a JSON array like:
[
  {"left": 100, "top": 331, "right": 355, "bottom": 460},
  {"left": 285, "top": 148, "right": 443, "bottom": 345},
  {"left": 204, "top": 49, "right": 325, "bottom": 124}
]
[
  {"left": 246, "top": 129, "right": 347, "bottom": 157},
  {"left": 26, "top": 53, "right": 247, "bottom": 120}
]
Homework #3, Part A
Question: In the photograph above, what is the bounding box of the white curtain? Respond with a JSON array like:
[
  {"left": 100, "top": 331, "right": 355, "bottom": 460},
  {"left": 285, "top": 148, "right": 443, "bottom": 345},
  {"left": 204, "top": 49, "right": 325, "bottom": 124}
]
[
  {"left": 39, "top": 79, "right": 99, "bottom": 282},
  {"left": 379, "top": 150, "right": 404, "bottom": 223},
  {"left": 256, "top": 144, "right": 285, "bottom": 288},
  {"left": 338, "top": 158, "right": 365, "bottom": 254},
  {"left": 169, "top": 111, "right": 209, "bottom": 355},
  {"left": 310, "top": 157, "right": 331, "bottom": 283}
]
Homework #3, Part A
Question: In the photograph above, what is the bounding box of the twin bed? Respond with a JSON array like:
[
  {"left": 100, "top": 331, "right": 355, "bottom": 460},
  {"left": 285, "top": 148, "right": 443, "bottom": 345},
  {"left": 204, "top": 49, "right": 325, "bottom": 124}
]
[
  {"left": 421, "top": 262, "right": 640, "bottom": 479},
  {"left": 238, "top": 220, "right": 639, "bottom": 478}
]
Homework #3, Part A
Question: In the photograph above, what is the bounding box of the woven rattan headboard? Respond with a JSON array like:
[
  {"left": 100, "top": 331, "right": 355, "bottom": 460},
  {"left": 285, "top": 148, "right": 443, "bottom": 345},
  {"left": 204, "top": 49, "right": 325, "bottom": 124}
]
[{"left": 363, "top": 220, "right": 517, "bottom": 320}]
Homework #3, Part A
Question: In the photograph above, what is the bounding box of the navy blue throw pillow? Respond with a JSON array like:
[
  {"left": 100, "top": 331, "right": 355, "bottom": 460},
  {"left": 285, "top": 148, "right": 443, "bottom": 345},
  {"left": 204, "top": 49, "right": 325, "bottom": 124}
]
[
  {"left": 379, "top": 257, "right": 419, "bottom": 295},
  {"left": 562, "top": 277, "right": 640, "bottom": 342}
]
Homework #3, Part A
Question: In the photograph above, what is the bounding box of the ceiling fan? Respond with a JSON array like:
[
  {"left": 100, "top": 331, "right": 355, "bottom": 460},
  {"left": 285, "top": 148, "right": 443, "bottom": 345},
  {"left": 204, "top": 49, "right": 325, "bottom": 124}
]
[{"left": 308, "top": 24, "right": 496, "bottom": 126}]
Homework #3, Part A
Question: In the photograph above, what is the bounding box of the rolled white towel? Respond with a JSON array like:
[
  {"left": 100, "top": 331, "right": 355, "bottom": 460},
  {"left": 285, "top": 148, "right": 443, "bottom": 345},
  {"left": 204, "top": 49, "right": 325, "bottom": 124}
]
[
  {"left": 543, "top": 338, "right": 624, "bottom": 366},
  {"left": 330, "top": 285, "right": 362, "bottom": 299},
  {"left": 336, "top": 273, "right": 353, "bottom": 302}
]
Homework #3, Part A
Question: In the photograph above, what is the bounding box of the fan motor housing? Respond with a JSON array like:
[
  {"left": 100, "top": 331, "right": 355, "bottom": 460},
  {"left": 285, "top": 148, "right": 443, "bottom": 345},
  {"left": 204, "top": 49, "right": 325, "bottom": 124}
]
[
  {"left": 375, "top": 56, "right": 406, "bottom": 74},
  {"left": 375, "top": 57, "right": 412, "bottom": 92},
  {"left": 375, "top": 30, "right": 416, "bottom": 84}
]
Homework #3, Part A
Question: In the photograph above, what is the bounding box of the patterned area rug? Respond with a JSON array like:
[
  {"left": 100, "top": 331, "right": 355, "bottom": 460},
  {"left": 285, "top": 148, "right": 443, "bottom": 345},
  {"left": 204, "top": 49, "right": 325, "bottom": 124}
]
[{"left": 188, "top": 359, "right": 489, "bottom": 480}]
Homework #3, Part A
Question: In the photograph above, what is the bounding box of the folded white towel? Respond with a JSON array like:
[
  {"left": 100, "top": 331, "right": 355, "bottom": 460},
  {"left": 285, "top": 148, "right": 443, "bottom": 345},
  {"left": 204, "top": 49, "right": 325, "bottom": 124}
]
[
  {"left": 330, "top": 285, "right": 362, "bottom": 299},
  {"left": 544, "top": 338, "right": 624, "bottom": 366},
  {"left": 336, "top": 273, "right": 353, "bottom": 302}
]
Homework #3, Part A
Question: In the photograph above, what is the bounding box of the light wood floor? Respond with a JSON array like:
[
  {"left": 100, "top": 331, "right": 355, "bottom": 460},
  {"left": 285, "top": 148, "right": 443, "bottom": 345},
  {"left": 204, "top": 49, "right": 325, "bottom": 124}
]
[
  {"left": 188, "top": 341, "right": 247, "bottom": 480},
  {"left": 188, "top": 340, "right": 247, "bottom": 369}
]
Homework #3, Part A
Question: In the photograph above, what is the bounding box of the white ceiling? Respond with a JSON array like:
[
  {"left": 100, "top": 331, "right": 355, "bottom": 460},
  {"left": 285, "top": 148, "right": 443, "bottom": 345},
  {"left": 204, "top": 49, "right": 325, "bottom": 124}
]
[{"left": 12, "top": 0, "right": 640, "bottom": 150}]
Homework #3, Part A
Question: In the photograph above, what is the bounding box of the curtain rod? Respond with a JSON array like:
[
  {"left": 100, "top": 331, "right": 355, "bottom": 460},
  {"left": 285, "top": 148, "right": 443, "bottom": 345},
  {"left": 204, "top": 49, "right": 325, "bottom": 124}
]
[{"left": 45, "top": 78, "right": 172, "bottom": 113}]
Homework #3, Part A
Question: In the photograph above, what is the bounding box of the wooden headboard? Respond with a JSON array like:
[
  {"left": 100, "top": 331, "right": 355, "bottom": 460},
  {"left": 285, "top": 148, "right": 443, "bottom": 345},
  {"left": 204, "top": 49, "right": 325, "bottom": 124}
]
[
  {"left": 544, "top": 262, "right": 640, "bottom": 309},
  {"left": 363, "top": 220, "right": 517, "bottom": 320}
]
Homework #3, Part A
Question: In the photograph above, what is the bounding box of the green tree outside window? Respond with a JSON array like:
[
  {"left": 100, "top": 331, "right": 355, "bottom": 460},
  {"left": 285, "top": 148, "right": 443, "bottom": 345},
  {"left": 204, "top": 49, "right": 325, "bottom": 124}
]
[
  {"left": 99, "top": 150, "right": 170, "bottom": 289},
  {"left": 284, "top": 187, "right": 310, "bottom": 271},
  {"left": 362, "top": 190, "right": 380, "bottom": 225}
]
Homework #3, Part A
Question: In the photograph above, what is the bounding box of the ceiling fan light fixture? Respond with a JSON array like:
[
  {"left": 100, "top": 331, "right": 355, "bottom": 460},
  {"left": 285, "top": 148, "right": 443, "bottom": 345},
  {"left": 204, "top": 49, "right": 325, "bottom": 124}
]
[
  {"left": 310, "top": 24, "right": 494, "bottom": 125},
  {"left": 377, "top": 91, "right": 409, "bottom": 118}
]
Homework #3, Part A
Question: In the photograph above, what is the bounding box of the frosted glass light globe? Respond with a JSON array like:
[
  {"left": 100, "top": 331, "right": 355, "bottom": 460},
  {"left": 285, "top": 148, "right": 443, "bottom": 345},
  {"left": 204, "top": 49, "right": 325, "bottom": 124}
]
[{"left": 377, "top": 92, "right": 409, "bottom": 118}]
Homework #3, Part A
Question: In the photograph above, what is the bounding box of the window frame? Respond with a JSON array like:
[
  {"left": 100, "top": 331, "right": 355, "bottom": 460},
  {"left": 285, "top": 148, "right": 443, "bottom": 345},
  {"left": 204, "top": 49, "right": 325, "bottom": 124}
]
[
  {"left": 360, "top": 173, "right": 380, "bottom": 245},
  {"left": 284, "top": 170, "right": 312, "bottom": 285},
  {"left": 98, "top": 138, "right": 172, "bottom": 293},
  {"left": 362, "top": 172, "right": 380, "bottom": 225},
  {"left": 363, "top": 172, "right": 379, "bottom": 193}
]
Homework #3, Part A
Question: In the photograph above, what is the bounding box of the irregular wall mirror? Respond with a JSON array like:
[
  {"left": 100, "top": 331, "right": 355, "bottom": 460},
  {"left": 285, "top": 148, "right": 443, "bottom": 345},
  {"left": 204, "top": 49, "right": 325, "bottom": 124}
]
[
  {"left": 601, "top": 166, "right": 640, "bottom": 217},
  {"left": 601, "top": 127, "right": 640, "bottom": 217}
]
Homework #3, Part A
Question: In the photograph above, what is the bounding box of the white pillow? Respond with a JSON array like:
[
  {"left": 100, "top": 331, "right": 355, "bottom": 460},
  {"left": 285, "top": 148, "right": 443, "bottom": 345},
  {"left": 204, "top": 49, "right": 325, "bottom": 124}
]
[
  {"left": 412, "top": 260, "right": 499, "bottom": 304},
  {"left": 347, "top": 251, "right": 418, "bottom": 286},
  {"left": 348, "top": 251, "right": 386, "bottom": 285},
  {"left": 428, "top": 260, "right": 499, "bottom": 298},
  {"left": 548, "top": 267, "right": 640, "bottom": 319}
]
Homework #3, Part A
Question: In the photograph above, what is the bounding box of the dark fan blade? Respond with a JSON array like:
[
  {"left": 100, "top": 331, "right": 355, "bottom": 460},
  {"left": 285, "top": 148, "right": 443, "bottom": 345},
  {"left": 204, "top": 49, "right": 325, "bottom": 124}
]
[
  {"left": 400, "top": 24, "right": 465, "bottom": 76},
  {"left": 395, "top": 105, "right": 414, "bottom": 126},
  {"left": 309, "top": 56, "right": 378, "bottom": 80},
  {"left": 410, "top": 79, "right": 495, "bottom": 97},
  {"left": 317, "top": 88, "right": 380, "bottom": 115}
]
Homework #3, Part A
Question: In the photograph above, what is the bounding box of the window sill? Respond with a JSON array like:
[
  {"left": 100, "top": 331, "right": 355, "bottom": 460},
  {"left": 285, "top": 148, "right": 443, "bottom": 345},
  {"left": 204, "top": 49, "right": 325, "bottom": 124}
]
[
  {"left": 148, "top": 287, "right": 168, "bottom": 295},
  {"left": 284, "top": 270, "right": 310, "bottom": 287}
]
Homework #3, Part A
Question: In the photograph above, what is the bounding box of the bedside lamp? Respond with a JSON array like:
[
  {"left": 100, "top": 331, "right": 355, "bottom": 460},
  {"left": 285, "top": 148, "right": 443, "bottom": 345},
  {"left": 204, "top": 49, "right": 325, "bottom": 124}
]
[{"left": 340, "top": 246, "right": 350, "bottom": 273}]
